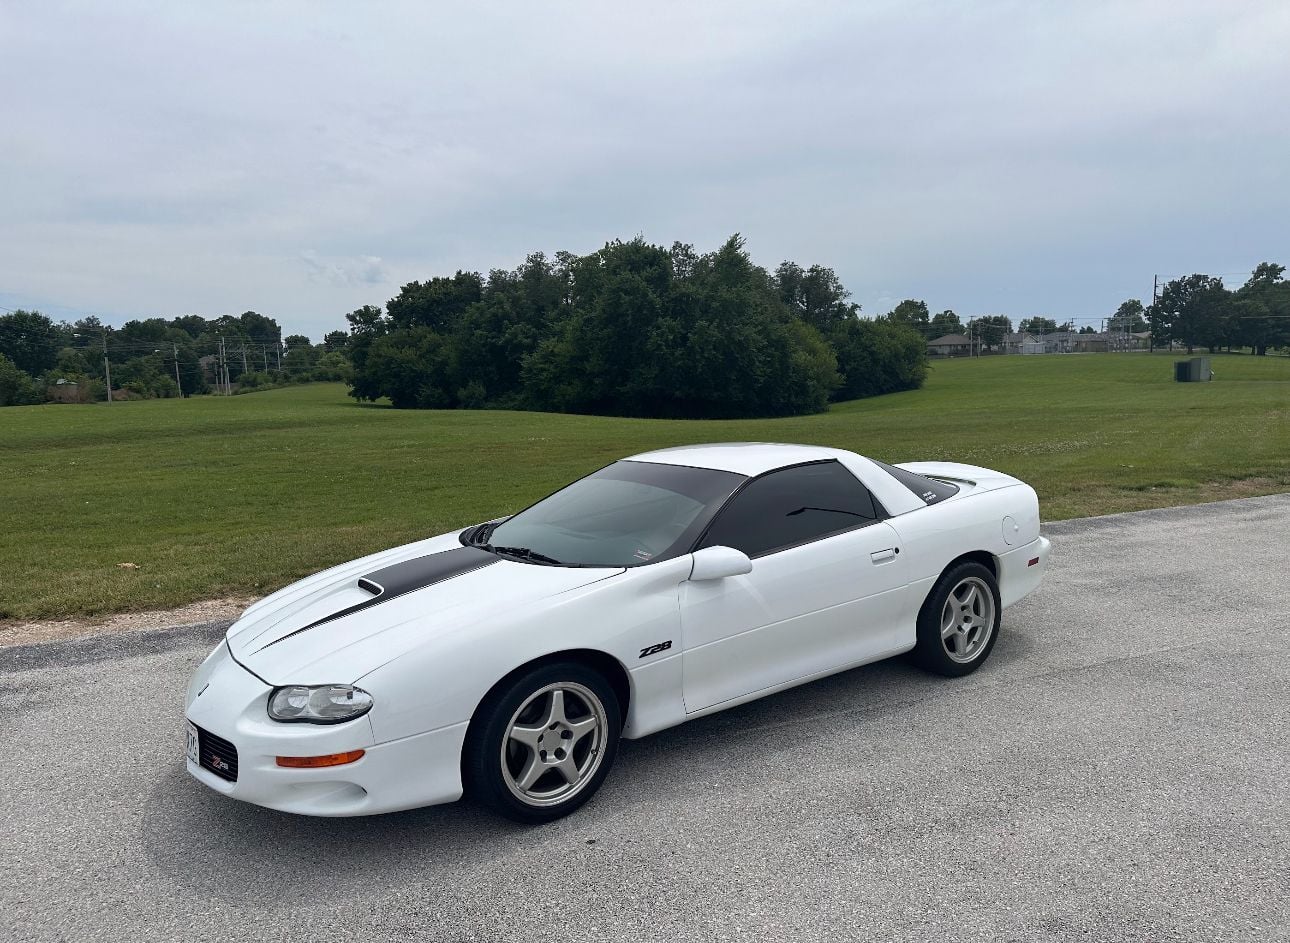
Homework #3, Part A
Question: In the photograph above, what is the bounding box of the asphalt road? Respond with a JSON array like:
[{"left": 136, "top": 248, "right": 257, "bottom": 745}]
[{"left": 3, "top": 495, "right": 1288, "bottom": 943}]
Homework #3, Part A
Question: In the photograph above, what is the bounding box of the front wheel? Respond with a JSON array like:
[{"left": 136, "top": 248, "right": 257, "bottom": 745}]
[
  {"left": 463, "top": 662, "right": 621, "bottom": 823},
  {"left": 913, "top": 561, "right": 1001, "bottom": 677}
]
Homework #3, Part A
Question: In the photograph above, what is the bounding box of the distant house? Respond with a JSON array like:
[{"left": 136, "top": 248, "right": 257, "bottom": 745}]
[
  {"left": 927, "top": 333, "right": 972, "bottom": 358},
  {"left": 1002, "top": 332, "right": 1042, "bottom": 354}
]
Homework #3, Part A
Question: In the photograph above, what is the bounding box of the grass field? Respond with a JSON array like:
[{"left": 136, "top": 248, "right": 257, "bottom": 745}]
[{"left": 2, "top": 352, "right": 1288, "bottom": 621}]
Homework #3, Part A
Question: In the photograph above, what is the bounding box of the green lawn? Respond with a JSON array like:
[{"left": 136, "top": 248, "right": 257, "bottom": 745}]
[{"left": 2, "top": 352, "right": 1288, "bottom": 621}]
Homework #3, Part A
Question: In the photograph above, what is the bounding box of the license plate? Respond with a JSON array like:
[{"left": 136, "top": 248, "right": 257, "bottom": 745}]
[{"left": 185, "top": 721, "right": 199, "bottom": 765}]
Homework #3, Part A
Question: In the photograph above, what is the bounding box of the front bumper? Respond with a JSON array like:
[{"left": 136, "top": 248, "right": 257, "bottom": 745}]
[{"left": 183, "top": 642, "right": 467, "bottom": 816}]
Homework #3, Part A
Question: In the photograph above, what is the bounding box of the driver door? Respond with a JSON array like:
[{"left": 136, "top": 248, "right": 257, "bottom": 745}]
[{"left": 680, "top": 461, "right": 911, "bottom": 713}]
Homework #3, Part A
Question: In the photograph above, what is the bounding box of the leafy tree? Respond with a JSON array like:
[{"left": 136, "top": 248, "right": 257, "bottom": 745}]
[
  {"left": 930, "top": 309, "right": 962, "bottom": 336},
  {"left": 236, "top": 310, "right": 280, "bottom": 342},
  {"left": 1108, "top": 299, "right": 1147, "bottom": 333},
  {"left": 517, "top": 236, "right": 843, "bottom": 417},
  {"left": 0, "top": 309, "right": 61, "bottom": 375},
  {"left": 345, "top": 305, "right": 385, "bottom": 335},
  {"left": 112, "top": 352, "right": 184, "bottom": 398},
  {"left": 276, "top": 334, "right": 315, "bottom": 378},
  {"left": 1233, "top": 263, "right": 1289, "bottom": 355},
  {"left": 55, "top": 348, "right": 93, "bottom": 377},
  {"left": 882, "top": 299, "right": 930, "bottom": 331},
  {"left": 348, "top": 235, "right": 926, "bottom": 418},
  {"left": 322, "top": 330, "right": 349, "bottom": 351},
  {"left": 355, "top": 327, "right": 453, "bottom": 408},
  {"left": 973, "top": 315, "right": 1012, "bottom": 348},
  {"left": 1078, "top": 325, "right": 1096, "bottom": 334},
  {"left": 830, "top": 319, "right": 927, "bottom": 401},
  {"left": 312, "top": 351, "right": 353, "bottom": 382},
  {"left": 170, "top": 315, "right": 209, "bottom": 339},
  {"left": 1155, "top": 274, "right": 1230, "bottom": 352},
  {"left": 0, "top": 353, "right": 44, "bottom": 406},
  {"left": 450, "top": 253, "right": 567, "bottom": 406},
  {"left": 1019, "top": 317, "right": 1059, "bottom": 334},
  {"left": 386, "top": 272, "right": 483, "bottom": 332},
  {"left": 774, "top": 262, "right": 857, "bottom": 332},
  {"left": 344, "top": 305, "right": 387, "bottom": 377}
]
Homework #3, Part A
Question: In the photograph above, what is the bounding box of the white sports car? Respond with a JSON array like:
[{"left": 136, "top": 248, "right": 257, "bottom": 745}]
[{"left": 184, "top": 443, "right": 1049, "bottom": 822}]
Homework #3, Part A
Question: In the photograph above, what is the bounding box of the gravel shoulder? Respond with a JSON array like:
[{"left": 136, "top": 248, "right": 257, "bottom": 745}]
[{"left": 0, "top": 596, "right": 255, "bottom": 649}]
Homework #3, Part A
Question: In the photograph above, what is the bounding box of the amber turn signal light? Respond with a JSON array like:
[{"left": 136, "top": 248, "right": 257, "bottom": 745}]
[{"left": 276, "top": 749, "right": 365, "bottom": 768}]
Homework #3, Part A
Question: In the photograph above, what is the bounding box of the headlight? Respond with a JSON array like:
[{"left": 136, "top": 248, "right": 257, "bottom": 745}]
[{"left": 268, "top": 684, "right": 374, "bottom": 724}]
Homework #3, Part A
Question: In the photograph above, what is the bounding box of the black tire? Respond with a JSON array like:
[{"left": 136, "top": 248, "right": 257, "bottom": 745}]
[
  {"left": 913, "top": 561, "right": 1001, "bottom": 677},
  {"left": 463, "top": 661, "right": 622, "bottom": 824}
]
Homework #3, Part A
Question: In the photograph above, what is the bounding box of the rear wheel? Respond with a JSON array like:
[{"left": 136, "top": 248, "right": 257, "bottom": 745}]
[
  {"left": 913, "top": 561, "right": 1000, "bottom": 677},
  {"left": 463, "top": 661, "right": 621, "bottom": 823}
]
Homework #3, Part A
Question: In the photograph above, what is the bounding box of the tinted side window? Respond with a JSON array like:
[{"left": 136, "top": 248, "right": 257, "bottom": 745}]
[{"left": 700, "top": 461, "right": 881, "bottom": 558}]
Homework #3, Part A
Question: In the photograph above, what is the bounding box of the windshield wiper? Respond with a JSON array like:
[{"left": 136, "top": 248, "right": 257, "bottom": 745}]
[{"left": 485, "top": 545, "right": 564, "bottom": 566}]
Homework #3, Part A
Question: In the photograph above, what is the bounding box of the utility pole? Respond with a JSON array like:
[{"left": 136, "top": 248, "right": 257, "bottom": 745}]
[
  {"left": 262, "top": 344, "right": 269, "bottom": 371},
  {"left": 241, "top": 343, "right": 249, "bottom": 375},
  {"left": 1150, "top": 274, "right": 1159, "bottom": 353},
  {"left": 102, "top": 332, "right": 113, "bottom": 404},
  {"left": 218, "top": 335, "right": 231, "bottom": 395},
  {"left": 173, "top": 343, "right": 183, "bottom": 396}
]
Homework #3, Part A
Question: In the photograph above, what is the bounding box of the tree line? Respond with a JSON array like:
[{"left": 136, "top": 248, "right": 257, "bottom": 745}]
[
  {"left": 1149, "top": 263, "right": 1290, "bottom": 355},
  {"left": 7, "top": 250, "right": 1285, "bottom": 411},
  {"left": 0, "top": 310, "right": 349, "bottom": 406},
  {"left": 345, "top": 235, "right": 928, "bottom": 419},
  {"left": 874, "top": 262, "right": 1290, "bottom": 356}
]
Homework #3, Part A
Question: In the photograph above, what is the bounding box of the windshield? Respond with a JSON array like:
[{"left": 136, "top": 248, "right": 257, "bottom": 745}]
[{"left": 478, "top": 460, "right": 746, "bottom": 567}]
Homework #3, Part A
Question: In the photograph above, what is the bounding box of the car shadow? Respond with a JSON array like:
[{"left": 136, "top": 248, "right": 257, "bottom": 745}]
[{"left": 142, "top": 635, "right": 1033, "bottom": 903}]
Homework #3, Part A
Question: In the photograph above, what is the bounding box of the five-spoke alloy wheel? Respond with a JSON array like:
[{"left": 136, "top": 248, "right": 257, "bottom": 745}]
[
  {"left": 914, "top": 561, "right": 1001, "bottom": 677},
  {"left": 502, "top": 682, "right": 608, "bottom": 807},
  {"left": 939, "top": 575, "right": 996, "bottom": 664},
  {"left": 464, "top": 662, "right": 621, "bottom": 823}
]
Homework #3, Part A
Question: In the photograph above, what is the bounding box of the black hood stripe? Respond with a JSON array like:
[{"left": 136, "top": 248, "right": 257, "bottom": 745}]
[{"left": 255, "top": 546, "right": 498, "bottom": 652}]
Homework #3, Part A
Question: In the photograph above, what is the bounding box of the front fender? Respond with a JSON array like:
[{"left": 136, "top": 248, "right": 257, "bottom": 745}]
[{"left": 357, "top": 556, "right": 692, "bottom": 744}]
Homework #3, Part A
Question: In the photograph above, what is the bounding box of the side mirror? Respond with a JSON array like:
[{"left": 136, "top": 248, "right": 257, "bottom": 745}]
[{"left": 689, "top": 545, "right": 753, "bottom": 581}]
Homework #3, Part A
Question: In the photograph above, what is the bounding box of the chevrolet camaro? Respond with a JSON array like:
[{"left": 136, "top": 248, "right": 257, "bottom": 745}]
[{"left": 184, "top": 442, "right": 1050, "bottom": 822}]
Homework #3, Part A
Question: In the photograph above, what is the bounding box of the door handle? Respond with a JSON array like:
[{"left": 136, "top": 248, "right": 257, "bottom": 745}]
[{"left": 870, "top": 547, "right": 898, "bottom": 564}]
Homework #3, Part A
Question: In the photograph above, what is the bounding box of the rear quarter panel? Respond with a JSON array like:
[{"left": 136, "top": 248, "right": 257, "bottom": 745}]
[{"left": 885, "top": 482, "right": 1041, "bottom": 614}]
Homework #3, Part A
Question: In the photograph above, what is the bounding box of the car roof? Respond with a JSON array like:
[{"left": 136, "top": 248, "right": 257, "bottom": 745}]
[{"left": 625, "top": 442, "right": 846, "bottom": 477}]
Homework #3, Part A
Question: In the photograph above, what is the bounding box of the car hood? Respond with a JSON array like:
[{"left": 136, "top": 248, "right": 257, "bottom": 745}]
[{"left": 225, "top": 533, "right": 622, "bottom": 685}]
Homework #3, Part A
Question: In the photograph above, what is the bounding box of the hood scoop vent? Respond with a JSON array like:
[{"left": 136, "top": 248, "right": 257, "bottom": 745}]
[{"left": 253, "top": 546, "right": 497, "bottom": 654}]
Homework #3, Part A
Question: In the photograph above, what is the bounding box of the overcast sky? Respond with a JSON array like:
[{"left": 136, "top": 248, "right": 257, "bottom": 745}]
[{"left": 2, "top": 1, "right": 1287, "bottom": 338}]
